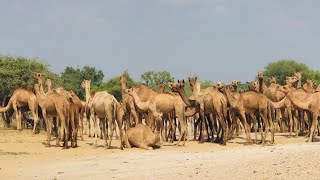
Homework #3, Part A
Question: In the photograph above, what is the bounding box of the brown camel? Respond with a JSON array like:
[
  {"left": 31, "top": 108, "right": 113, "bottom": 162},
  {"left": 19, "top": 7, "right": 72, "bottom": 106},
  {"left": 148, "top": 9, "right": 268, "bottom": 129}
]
[
  {"left": 188, "top": 77, "right": 229, "bottom": 145},
  {"left": 286, "top": 90, "right": 320, "bottom": 142},
  {"left": 0, "top": 88, "right": 39, "bottom": 133},
  {"left": 34, "top": 84, "right": 70, "bottom": 148},
  {"left": 273, "top": 80, "right": 316, "bottom": 136},
  {"left": 86, "top": 86, "right": 123, "bottom": 149},
  {"left": 123, "top": 123, "right": 161, "bottom": 150},
  {"left": 167, "top": 81, "right": 204, "bottom": 141},
  {"left": 124, "top": 87, "right": 188, "bottom": 146},
  {"left": 224, "top": 84, "right": 275, "bottom": 145},
  {"left": 68, "top": 90, "right": 85, "bottom": 147},
  {"left": 119, "top": 75, "right": 140, "bottom": 127}
]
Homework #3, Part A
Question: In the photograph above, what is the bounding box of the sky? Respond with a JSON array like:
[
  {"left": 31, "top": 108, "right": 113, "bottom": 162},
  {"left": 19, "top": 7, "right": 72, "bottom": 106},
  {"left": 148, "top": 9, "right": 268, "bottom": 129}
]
[{"left": 1, "top": 0, "right": 320, "bottom": 83}]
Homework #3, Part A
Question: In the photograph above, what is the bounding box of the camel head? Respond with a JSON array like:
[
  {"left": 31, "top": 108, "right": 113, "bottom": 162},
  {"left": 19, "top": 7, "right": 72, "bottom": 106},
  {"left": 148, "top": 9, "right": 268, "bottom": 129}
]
[
  {"left": 232, "top": 80, "right": 238, "bottom": 86},
  {"left": 188, "top": 76, "right": 197, "bottom": 87},
  {"left": 216, "top": 81, "right": 225, "bottom": 90},
  {"left": 286, "top": 76, "right": 298, "bottom": 85},
  {"left": 249, "top": 81, "right": 259, "bottom": 91},
  {"left": 158, "top": 84, "right": 165, "bottom": 93},
  {"left": 81, "top": 80, "right": 91, "bottom": 89},
  {"left": 306, "top": 79, "right": 315, "bottom": 88},
  {"left": 32, "top": 72, "right": 45, "bottom": 85},
  {"left": 257, "top": 71, "right": 264, "bottom": 80},
  {"left": 294, "top": 71, "right": 302, "bottom": 81},
  {"left": 277, "top": 85, "right": 291, "bottom": 94},
  {"left": 268, "top": 76, "right": 277, "bottom": 84},
  {"left": 124, "top": 88, "right": 134, "bottom": 96},
  {"left": 167, "top": 80, "right": 185, "bottom": 92},
  {"left": 119, "top": 75, "right": 127, "bottom": 86}
]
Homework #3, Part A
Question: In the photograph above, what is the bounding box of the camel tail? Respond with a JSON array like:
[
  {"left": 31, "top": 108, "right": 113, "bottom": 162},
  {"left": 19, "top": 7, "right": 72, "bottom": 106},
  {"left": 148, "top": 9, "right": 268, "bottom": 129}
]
[{"left": 0, "top": 96, "right": 13, "bottom": 113}]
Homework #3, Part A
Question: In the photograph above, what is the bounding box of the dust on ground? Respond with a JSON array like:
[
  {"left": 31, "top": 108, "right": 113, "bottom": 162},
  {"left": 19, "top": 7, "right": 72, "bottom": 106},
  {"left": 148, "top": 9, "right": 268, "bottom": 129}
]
[{"left": 0, "top": 127, "right": 319, "bottom": 180}]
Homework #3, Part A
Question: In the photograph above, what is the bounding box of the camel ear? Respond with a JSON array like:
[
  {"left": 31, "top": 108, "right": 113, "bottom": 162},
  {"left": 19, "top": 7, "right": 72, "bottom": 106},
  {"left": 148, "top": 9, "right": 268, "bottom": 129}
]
[
  {"left": 195, "top": 77, "right": 197, "bottom": 81},
  {"left": 188, "top": 77, "right": 191, "bottom": 81},
  {"left": 182, "top": 79, "right": 185, "bottom": 84},
  {"left": 286, "top": 76, "right": 289, "bottom": 80}
]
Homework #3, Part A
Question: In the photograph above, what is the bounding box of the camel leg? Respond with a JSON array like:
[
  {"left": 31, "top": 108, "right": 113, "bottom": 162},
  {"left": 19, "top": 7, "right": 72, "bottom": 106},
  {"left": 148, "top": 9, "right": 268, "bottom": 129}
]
[
  {"left": 101, "top": 118, "right": 107, "bottom": 148},
  {"left": 115, "top": 112, "right": 124, "bottom": 150},
  {"left": 260, "top": 111, "right": 269, "bottom": 145},
  {"left": 70, "top": 110, "right": 76, "bottom": 148},
  {"left": 216, "top": 112, "right": 227, "bottom": 146},
  {"left": 249, "top": 114, "right": 258, "bottom": 143},
  {"left": 123, "top": 134, "right": 131, "bottom": 148},
  {"left": 308, "top": 114, "right": 318, "bottom": 142},
  {"left": 198, "top": 107, "right": 206, "bottom": 143},
  {"left": 138, "top": 144, "right": 153, "bottom": 150},
  {"left": 42, "top": 110, "right": 51, "bottom": 147},
  {"left": 60, "top": 113, "right": 69, "bottom": 149},
  {"left": 93, "top": 115, "right": 98, "bottom": 148},
  {"left": 193, "top": 118, "right": 200, "bottom": 141},
  {"left": 238, "top": 111, "right": 252, "bottom": 145},
  {"left": 108, "top": 117, "right": 114, "bottom": 149}
]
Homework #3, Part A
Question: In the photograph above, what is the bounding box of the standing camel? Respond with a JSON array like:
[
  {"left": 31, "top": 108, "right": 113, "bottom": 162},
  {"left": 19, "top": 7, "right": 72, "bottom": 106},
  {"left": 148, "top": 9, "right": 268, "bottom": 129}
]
[
  {"left": 34, "top": 84, "right": 70, "bottom": 148},
  {"left": 83, "top": 80, "right": 123, "bottom": 149},
  {"left": 224, "top": 85, "right": 275, "bottom": 145},
  {"left": 0, "top": 88, "right": 39, "bottom": 133},
  {"left": 187, "top": 77, "right": 229, "bottom": 145}
]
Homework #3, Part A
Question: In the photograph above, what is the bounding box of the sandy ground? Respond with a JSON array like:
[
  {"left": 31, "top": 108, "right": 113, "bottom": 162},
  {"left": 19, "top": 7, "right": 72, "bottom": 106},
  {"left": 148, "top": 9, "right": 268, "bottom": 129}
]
[{"left": 1, "top": 127, "right": 320, "bottom": 180}]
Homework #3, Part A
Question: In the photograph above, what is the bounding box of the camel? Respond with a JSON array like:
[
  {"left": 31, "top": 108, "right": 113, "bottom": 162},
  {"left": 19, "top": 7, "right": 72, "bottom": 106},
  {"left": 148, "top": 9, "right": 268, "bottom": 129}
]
[
  {"left": 123, "top": 123, "right": 161, "bottom": 150},
  {"left": 85, "top": 83, "right": 123, "bottom": 149},
  {"left": 187, "top": 77, "right": 229, "bottom": 145},
  {"left": 34, "top": 84, "right": 70, "bottom": 148},
  {"left": 0, "top": 88, "right": 39, "bottom": 133},
  {"left": 286, "top": 90, "right": 320, "bottom": 142},
  {"left": 119, "top": 75, "right": 140, "bottom": 127},
  {"left": 224, "top": 84, "right": 275, "bottom": 145},
  {"left": 273, "top": 80, "right": 316, "bottom": 136},
  {"left": 68, "top": 90, "right": 84, "bottom": 147},
  {"left": 124, "top": 87, "right": 188, "bottom": 146}
]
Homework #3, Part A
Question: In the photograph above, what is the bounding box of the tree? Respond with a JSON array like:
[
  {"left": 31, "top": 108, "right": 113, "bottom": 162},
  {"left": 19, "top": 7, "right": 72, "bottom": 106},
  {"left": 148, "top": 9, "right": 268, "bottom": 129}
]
[
  {"left": 264, "top": 59, "right": 320, "bottom": 85},
  {"left": 140, "top": 70, "right": 174, "bottom": 90},
  {"left": 0, "top": 55, "right": 61, "bottom": 99},
  {"left": 96, "top": 71, "right": 137, "bottom": 101},
  {"left": 60, "top": 65, "right": 104, "bottom": 99}
]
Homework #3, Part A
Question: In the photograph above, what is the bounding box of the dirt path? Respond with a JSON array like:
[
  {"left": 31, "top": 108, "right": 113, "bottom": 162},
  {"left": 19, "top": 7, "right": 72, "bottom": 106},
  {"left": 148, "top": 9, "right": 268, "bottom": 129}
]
[{"left": 1, "top": 129, "right": 320, "bottom": 179}]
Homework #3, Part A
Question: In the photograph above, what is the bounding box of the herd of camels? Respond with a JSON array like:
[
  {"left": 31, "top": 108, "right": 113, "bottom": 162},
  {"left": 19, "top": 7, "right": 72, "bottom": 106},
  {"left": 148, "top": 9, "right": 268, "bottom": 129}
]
[{"left": 1, "top": 71, "right": 320, "bottom": 150}]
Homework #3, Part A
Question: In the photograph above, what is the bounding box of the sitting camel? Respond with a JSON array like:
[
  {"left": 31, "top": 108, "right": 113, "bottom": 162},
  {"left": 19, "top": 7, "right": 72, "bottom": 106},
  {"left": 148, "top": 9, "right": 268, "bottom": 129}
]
[{"left": 123, "top": 122, "right": 161, "bottom": 150}]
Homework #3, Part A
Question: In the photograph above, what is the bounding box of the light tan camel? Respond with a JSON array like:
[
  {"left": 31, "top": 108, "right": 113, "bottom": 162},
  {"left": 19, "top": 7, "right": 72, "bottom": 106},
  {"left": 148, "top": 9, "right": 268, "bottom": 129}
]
[
  {"left": 34, "top": 84, "right": 70, "bottom": 148},
  {"left": 0, "top": 88, "right": 39, "bottom": 133},
  {"left": 123, "top": 123, "right": 161, "bottom": 150},
  {"left": 124, "top": 87, "right": 188, "bottom": 146},
  {"left": 87, "top": 89, "right": 123, "bottom": 149},
  {"left": 188, "top": 77, "right": 228, "bottom": 145},
  {"left": 224, "top": 85, "right": 275, "bottom": 145}
]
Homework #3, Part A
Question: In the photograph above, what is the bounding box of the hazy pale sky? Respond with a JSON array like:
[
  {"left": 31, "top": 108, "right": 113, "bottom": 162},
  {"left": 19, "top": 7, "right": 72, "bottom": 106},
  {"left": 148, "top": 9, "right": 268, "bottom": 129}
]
[{"left": 1, "top": 0, "right": 320, "bottom": 83}]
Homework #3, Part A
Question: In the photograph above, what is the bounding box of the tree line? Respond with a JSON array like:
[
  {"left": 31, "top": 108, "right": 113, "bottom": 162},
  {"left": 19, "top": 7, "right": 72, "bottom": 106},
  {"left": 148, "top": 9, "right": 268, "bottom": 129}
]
[{"left": 1, "top": 55, "right": 320, "bottom": 101}]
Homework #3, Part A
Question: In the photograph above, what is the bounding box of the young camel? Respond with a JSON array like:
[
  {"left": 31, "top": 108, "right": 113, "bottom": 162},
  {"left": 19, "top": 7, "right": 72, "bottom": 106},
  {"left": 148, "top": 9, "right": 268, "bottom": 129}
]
[{"left": 124, "top": 87, "right": 188, "bottom": 146}]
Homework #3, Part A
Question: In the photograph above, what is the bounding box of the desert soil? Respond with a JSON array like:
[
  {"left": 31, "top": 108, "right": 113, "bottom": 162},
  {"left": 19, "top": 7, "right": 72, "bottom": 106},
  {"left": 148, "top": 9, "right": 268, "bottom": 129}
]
[{"left": 1, "top": 128, "right": 320, "bottom": 180}]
